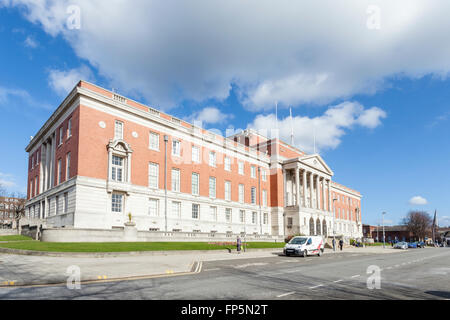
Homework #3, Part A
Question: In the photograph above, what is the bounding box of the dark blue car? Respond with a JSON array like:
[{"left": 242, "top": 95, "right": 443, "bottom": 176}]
[{"left": 408, "top": 242, "right": 418, "bottom": 248}]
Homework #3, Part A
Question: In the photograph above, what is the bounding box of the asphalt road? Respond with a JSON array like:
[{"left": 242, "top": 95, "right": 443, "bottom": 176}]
[{"left": 0, "top": 248, "right": 449, "bottom": 300}]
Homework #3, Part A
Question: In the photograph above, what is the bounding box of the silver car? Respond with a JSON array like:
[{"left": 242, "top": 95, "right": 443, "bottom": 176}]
[{"left": 394, "top": 241, "right": 408, "bottom": 250}]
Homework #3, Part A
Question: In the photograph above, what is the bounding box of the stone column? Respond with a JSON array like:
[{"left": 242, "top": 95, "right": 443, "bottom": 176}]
[
  {"left": 309, "top": 173, "right": 314, "bottom": 209},
  {"left": 322, "top": 178, "right": 326, "bottom": 211},
  {"left": 283, "top": 169, "right": 287, "bottom": 207},
  {"left": 315, "top": 175, "right": 320, "bottom": 210},
  {"left": 302, "top": 169, "right": 307, "bottom": 207},
  {"left": 295, "top": 168, "right": 300, "bottom": 206},
  {"left": 327, "top": 180, "right": 332, "bottom": 212}
]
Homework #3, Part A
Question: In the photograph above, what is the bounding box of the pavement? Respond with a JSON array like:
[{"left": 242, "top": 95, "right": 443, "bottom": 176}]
[{"left": 0, "top": 246, "right": 427, "bottom": 289}]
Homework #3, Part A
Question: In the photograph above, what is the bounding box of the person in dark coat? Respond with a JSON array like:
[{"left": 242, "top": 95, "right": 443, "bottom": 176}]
[
  {"left": 339, "top": 239, "right": 344, "bottom": 251},
  {"left": 237, "top": 236, "right": 242, "bottom": 253}
]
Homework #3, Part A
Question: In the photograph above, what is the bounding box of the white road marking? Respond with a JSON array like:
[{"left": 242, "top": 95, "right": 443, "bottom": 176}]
[
  {"left": 351, "top": 275, "right": 360, "bottom": 278},
  {"left": 333, "top": 279, "right": 344, "bottom": 283},
  {"left": 234, "top": 262, "right": 268, "bottom": 269},
  {"left": 387, "top": 267, "right": 392, "bottom": 269},
  {"left": 203, "top": 268, "right": 221, "bottom": 272},
  {"left": 309, "top": 284, "right": 324, "bottom": 289},
  {"left": 277, "top": 291, "right": 296, "bottom": 298},
  {"left": 395, "top": 265, "right": 400, "bottom": 267}
]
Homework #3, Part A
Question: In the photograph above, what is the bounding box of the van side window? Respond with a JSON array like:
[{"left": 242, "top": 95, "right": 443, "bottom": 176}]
[{"left": 307, "top": 238, "right": 312, "bottom": 245}]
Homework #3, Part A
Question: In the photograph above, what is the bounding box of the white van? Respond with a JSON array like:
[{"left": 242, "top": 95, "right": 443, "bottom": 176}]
[{"left": 283, "top": 236, "right": 325, "bottom": 257}]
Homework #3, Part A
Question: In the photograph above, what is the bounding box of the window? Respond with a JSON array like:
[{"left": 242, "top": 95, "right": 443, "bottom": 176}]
[
  {"left": 209, "top": 177, "right": 216, "bottom": 198},
  {"left": 57, "top": 159, "right": 62, "bottom": 184},
  {"left": 59, "top": 127, "right": 63, "bottom": 146},
  {"left": 31, "top": 156, "right": 34, "bottom": 169},
  {"left": 149, "top": 132, "right": 159, "bottom": 151},
  {"left": 192, "top": 145, "right": 200, "bottom": 163},
  {"left": 225, "top": 208, "right": 232, "bottom": 223},
  {"left": 64, "top": 192, "right": 68, "bottom": 213},
  {"left": 172, "top": 201, "right": 181, "bottom": 217},
  {"left": 262, "top": 190, "right": 267, "bottom": 207},
  {"left": 115, "top": 121, "right": 123, "bottom": 140},
  {"left": 191, "top": 173, "right": 199, "bottom": 195},
  {"left": 252, "top": 212, "right": 257, "bottom": 224},
  {"left": 192, "top": 204, "right": 200, "bottom": 219},
  {"left": 224, "top": 157, "right": 231, "bottom": 171},
  {"left": 112, "top": 193, "right": 123, "bottom": 213},
  {"left": 55, "top": 195, "right": 59, "bottom": 215},
  {"left": 209, "top": 151, "right": 216, "bottom": 167},
  {"left": 238, "top": 184, "right": 244, "bottom": 203},
  {"left": 172, "top": 139, "right": 180, "bottom": 156},
  {"left": 171, "top": 169, "right": 180, "bottom": 192},
  {"left": 225, "top": 181, "right": 231, "bottom": 201},
  {"left": 66, "top": 152, "right": 71, "bottom": 180},
  {"left": 239, "top": 210, "right": 245, "bottom": 223},
  {"left": 36, "top": 151, "right": 39, "bottom": 165},
  {"left": 261, "top": 169, "right": 267, "bottom": 182},
  {"left": 111, "top": 155, "right": 124, "bottom": 182},
  {"left": 251, "top": 166, "right": 256, "bottom": 178},
  {"left": 263, "top": 212, "right": 268, "bottom": 225},
  {"left": 148, "top": 162, "right": 159, "bottom": 188},
  {"left": 149, "top": 199, "right": 159, "bottom": 216},
  {"left": 209, "top": 206, "right": 217, "bottom": 221},
  {"left": 238, "top": 161, "right": 244, "bottom": 175},
  {"left": 67, "top": 118, "right": 72, "bottom": 138},
  {"left": 34, "top": 176, "right": 38, "bottom": 195},
  {"left": 251, "top": 187, "right": 257, "bottom": 205}
]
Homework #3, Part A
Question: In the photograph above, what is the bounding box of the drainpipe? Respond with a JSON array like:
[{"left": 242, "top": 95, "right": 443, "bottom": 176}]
[{"left": 164, "top": 135, "right": 169, "bottom": 233}]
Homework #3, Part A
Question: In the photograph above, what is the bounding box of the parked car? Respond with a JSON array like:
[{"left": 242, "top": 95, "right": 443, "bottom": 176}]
[
  {"left": 408, "top": 242, "right": 418, "bottom": 248},
  {"left": 417, "top": 241, "right": 425, "bottom": 248},
  {"left": 283, "top": 236, "right": 324, "bottom": 257},
  {"left": 394, "top": 241, "right": 408, "bottom": 250}
]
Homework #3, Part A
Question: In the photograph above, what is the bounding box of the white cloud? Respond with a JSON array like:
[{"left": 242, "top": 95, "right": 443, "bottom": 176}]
[
  {"left": 186, "top": 106, "right": 234, "bottom": 127},
  {"left": 48, "top": 65, "right": 94, "bottom": 96},
  {"left": 4, "top": 1, "right": 450, "bottom": 109},
  {"left": 248, "top": 101, "right": 386, "bottom": 153},
  {"left": 24, "top": 35, "right": 38, "bottom": 48},
  {"left": 409, "top": 196, "right": 428, "bottom": 206},
  {"left": 0, "top": 172, "right": 17, "bottom": 188},
  {"left": 439, "top": 216, "right": 450, "bottom": 227},
  {"left": 0, "top": 85, "right": 52, "bottom": 109}
]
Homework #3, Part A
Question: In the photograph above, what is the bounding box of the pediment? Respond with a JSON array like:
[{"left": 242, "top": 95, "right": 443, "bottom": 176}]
[
  {"left": 107, "top": 139, "right": 133, "bottom": 154},
  {"left": 300, "top": 154, "right": 333, "bottom": 176}
]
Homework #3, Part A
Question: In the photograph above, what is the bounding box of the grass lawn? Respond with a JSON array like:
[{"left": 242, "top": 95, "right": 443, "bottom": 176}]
[
  {"left": 0, "top": 235, "right": 33, "bottom": 242},
  {"left": 0, "top": 241, "right": 285, "bottom": 252}
]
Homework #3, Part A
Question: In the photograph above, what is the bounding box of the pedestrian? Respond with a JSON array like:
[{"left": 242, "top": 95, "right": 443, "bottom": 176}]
[
  {"left": 339, "top": 239, "right": 343, "bottom": 251},
  {"left": 237, "top": 236, "right": 242, "bottom": 253},
  {"left": 332, "top": 238, "right": 336, "bottom": 251}
]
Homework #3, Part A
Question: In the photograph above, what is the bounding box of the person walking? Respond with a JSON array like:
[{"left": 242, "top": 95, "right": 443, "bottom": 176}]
[
  {"left": 237, "top": 236, "right": 242, "bottom": 254},
  {"left": 339, "top": 239, "right": 343, "bottom": 251}
]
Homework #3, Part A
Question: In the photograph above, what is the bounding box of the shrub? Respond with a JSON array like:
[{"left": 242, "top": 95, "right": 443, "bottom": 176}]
[{"left": 285, "top": 233, "right": 306, "bottom": 243}]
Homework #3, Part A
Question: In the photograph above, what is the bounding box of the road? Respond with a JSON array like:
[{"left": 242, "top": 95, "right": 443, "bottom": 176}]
[{"left": 0, "top": 248, "right": 449, "bottom": 300}]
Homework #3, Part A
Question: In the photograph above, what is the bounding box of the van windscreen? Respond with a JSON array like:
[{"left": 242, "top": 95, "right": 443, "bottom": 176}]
[{"left": 289, "top": 237, "right": 307, "bottom": 244}]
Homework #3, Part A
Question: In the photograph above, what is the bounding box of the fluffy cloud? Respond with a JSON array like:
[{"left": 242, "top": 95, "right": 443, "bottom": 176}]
[
  {"left": 0, "top": 172, "right": 17, "bottom": 188},
  {"left": 3, "top": 1, "right": 450, "bottom": 110},
  {"left": 48, "top": 65, "right": 94, "bottom": 96},
  {"left": 24, "top": 35, "right": 38, "bottom": 48},
  {"left": 186, "top": 107, "right": 234, "bottom": 127},
  {"left": 439, "top": 216, "right": 450, "bottom": 227},
  {"left": 248, "top": 101, "right": 386, "bottom": 153},
  {"left": 409, "top": 196, "right": 428, "bottom": 206},
  {"left": 0, "top": 85, "right": 52, "bottom": 109}
]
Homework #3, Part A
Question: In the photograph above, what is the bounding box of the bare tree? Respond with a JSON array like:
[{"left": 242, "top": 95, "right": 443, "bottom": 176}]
[
  {"left": 402, "top": 211, "right": 432, "bottom": 241},
  {"left": 9, "top": 192, "right": 26, "bottom": 229}
]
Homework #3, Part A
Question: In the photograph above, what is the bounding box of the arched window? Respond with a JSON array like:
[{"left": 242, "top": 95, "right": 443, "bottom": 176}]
[
  {"left": 322, "top": 220, "right": 327, "bottom": 237},
  {"left": 316, "top": 219, "right": 321, "bottom": 236}
]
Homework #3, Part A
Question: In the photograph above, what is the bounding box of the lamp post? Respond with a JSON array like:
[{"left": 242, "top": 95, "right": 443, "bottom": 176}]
[
  {"left": 382, "top": 211, "right": 386, "bottom": 248},
  {"left": 164, "top": 135, "right": 169, "bottom": 233},
  {"left": 332, "top": 198, "right": 338, "bottom": 252}
]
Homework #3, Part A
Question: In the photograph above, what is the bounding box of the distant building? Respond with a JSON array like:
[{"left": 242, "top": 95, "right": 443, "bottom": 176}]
[
  {"left": 363, "top": 224, "right": 417, "bottom": 242},
  {"left": 0, "top": 196, "right": 25, "bottom": 229}
]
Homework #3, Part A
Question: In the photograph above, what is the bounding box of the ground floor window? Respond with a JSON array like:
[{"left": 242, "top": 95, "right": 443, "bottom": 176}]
[
  {"left": 149, "top": 198, "right": 159, "bottom": 216},
  {"left": 252, "top": 212, "right": 257, "bottom": 224},
  {"left": 112, "top": 193, "right": 123, "bottom": 213},
  {"left": 225, "top": 208, "right": 232, "bottom": 223},
  {"left": 192, "top": 203, "right": 200, "bottom": 219}
]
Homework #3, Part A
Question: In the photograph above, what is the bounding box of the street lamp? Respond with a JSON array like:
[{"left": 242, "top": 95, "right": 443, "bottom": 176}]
[
  {"left": 164, "top": 135, "right": 169, "bottom": 233},
  {"left": 332, "top": 198, "right": 338, "bottom": 252},
  {"left": 382, "top": 211, "right": 387, "bottom": 248}
]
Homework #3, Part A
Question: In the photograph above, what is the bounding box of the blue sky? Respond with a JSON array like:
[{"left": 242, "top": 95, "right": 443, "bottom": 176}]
[{"left": 0, "top": 1, "right": 449, "bottom": 226}]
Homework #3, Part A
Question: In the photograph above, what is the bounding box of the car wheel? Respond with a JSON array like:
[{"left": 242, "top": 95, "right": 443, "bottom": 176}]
[
  {"left": 303, "top": 250, "right": 308, "bottom": 257},
  {"left": 286, "top": 253, "right": 290, "bottom": 256},
  {"left": 318, "top": 250, "right": 322, "bottom": 257}
]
